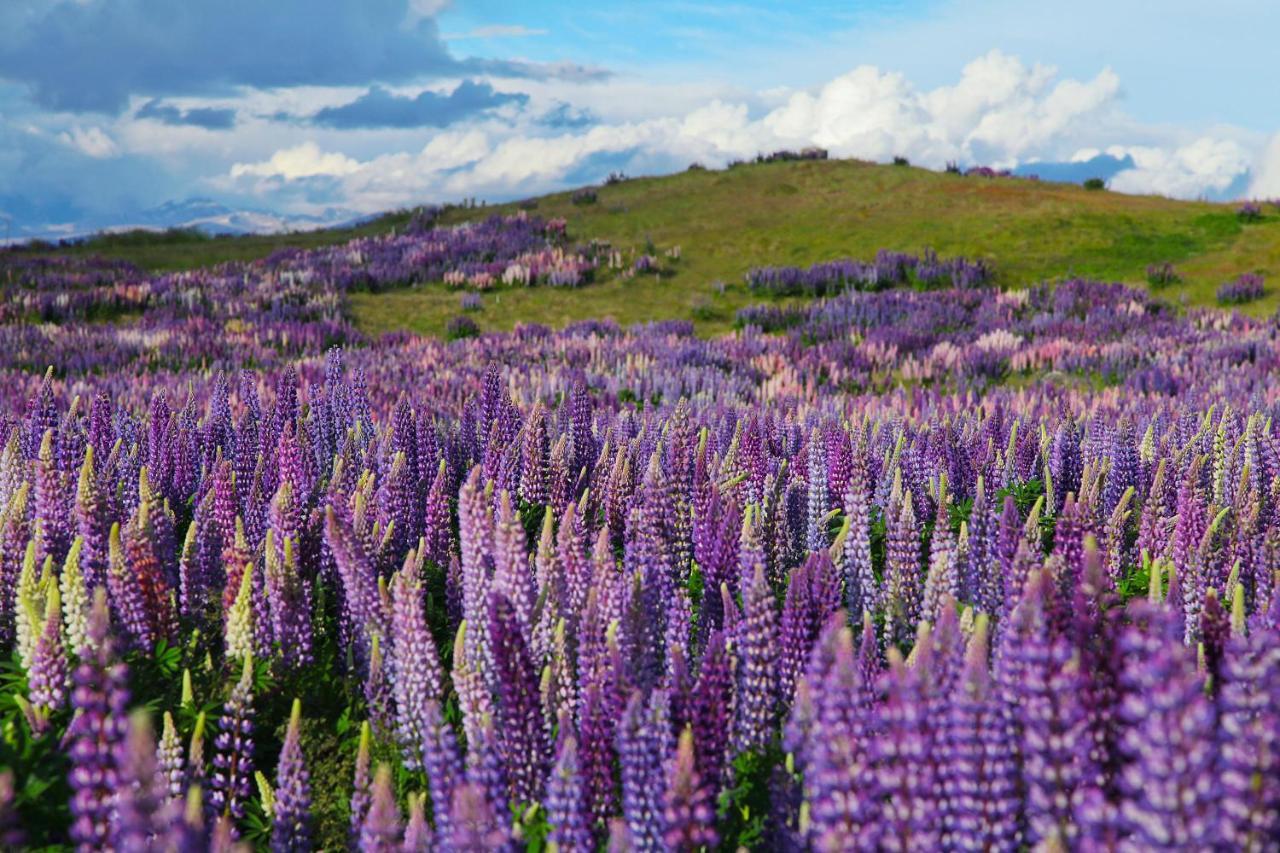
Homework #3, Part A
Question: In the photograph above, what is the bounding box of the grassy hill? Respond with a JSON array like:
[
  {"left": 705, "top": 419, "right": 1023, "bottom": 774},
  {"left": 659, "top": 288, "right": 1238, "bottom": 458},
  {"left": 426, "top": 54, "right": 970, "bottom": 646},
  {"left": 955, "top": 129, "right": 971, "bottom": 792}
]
[
  {"left": 359, "top": 159, "right": 1280, "bottom": 336},
  {"left": 12, "top": 158, "right": 1280, "bottom": 338}
]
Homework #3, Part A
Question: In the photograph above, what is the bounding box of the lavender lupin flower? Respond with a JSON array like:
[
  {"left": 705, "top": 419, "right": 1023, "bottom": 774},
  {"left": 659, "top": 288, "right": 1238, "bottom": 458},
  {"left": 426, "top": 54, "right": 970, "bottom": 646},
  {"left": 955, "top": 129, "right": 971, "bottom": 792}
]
[
  {"left": 360, "top": 764, "right": 403, "bottom": 852},
  {"left": 842, "top": 449, "right": 878, "bottom": 616},
  {"left": 67, "top": 587, "right": 130, "bottom": 851},
  {"left": 446, "top": 782, "right": 509, "bottom": 850},
  {"left": 389, "top": 560, "right": 444, "bottom": 771},
  {"left": 272, "top": 699, "right": 311, "bottom": 853},
  {"left": 157, "top": 711, "right": 185, "bottom": 805},
  {"left": 735, "top": 563, "right": 780, "bottom": 754},
  {"left": 403, "top": 792, "right": 432, "bottom": 852},
  {"left": 885, "top": 487, "right": 922, "bottom": 650}
]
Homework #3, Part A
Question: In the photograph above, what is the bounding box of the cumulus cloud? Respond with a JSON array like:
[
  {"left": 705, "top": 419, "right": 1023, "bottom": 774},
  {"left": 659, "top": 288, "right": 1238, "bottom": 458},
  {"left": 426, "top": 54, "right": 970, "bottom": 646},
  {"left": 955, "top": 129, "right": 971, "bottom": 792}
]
[
  {"left": 221, "top": 50, "right": 1259, "bottom": 216},
  {"left": 58, "top": 126, "right": 119, "bottom": 159},
  {"left": 311, "top": 82, "right": 528, "bottom": 129},
  {"left": 1249, "top": 135, "right": 1280, "bottom": 199},
  {"left": 1108, "top": 138, "right": 1250, "bottom": 198},
  {"left": 231, "top": 142, "right": 361, "bottom": 180},
  {"left": 137, "top": 99, "right": 236, "bottom": 130}
]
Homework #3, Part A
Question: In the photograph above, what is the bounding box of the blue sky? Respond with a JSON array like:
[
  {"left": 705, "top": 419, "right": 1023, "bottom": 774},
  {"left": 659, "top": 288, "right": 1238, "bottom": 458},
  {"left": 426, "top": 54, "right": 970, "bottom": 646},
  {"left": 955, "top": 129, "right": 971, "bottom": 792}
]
[{"left": 1, "top": 0, "right": 1278, "bottom": 239}]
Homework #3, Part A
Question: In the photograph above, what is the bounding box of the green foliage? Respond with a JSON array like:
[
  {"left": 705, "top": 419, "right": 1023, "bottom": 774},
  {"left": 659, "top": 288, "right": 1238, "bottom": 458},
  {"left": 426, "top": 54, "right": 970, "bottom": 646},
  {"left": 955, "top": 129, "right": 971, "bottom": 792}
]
[
  {"left": 1083, "top": 177, "right": 1106, "bottom": 190},
  {"left": 718, "top": 746, "right": 783, "bottom": 849}
]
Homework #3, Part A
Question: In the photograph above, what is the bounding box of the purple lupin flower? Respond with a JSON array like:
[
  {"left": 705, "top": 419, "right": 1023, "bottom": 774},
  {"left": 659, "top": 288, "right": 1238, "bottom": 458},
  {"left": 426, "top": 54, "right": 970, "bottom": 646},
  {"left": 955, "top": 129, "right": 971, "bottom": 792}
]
[
  {"left": 939, "top": 614, "right": 1019, "bottom": 850},
  {"left": 422, "top": 458, "right": 455, "bottom": 569},
  {"left": 360, "top": 764, "right": 403, "bottom": 852},
  {"left": 67, "top": 587, "right": 130, "bottom": 851},
  {"left": 263, "top": 527, "right": 313, "bottom": 671},
  {"left": 778, "top": 551, "right": 839, "bottom": 709},
  {"left": 417, "top": 698, "right": 462, "bottom": 842},
  {"left": 26, "top": 585, "right": 68, "bottom": 733},
  {"left": 34, "top": 429, "right": 72, "bottom": 570},
  {"left": 73, "top": 445, "right": 112, "bottom": 596},
  {"left": 389, "top": 559, "right": 445, "bottom": 770},
  {"left": 661, "top": 728, "right": 718, "bottom": 852},
  {"left": 466, "top": 714, "right": 511, "bottom": 832},
  {"left": 520, "top": 402, "right": 551, "bottom": 507},
  {"left": 365, "top": 633, "right": 395, "bottom": 739},
  {"left": 1117, "top": 600, "right": 1218, "bottom": 848},
  {"left": 804, "top": 621, "right": 873, "bottom": 851},
  {"left": 688, "top": 629, "right": 733, "bottom": 791},
  {"left": 618, "top": 689, "right": 672, "bottom": 851},
  {"left": 157, "top": 711, "right": 185, "bottom": 805},
  {"left": 868, "top": 648, "right": 942, "bottom": 850},
  {"left": 210, "top": 655, "right": 256, "bottom": 824},
  {"left": 272, "top": 698, "right": 311, "bottom": 853},
  {"left": 114, "top": 709, "right": 165, "bottom": 851},
  {"left": 1217, "top": 625, "right": 1280, "bottom": 848},
  {"left": 579, "top": 663, "right": 623, "bottom": 827},
  {"left": 735, "top": 563, "right": 780, "bottom": 754},
  {"left": 996, "top": 569, "right": 1085, "bottom": 846},
  {"left": 547, "top": 731, "right": 595, "bottom": 853},
  {"left": 350, "top": 721, "right": 373, "bottom": 847},
  {"left": 489, "top": 591, "right": 549, "bottom": 804}
]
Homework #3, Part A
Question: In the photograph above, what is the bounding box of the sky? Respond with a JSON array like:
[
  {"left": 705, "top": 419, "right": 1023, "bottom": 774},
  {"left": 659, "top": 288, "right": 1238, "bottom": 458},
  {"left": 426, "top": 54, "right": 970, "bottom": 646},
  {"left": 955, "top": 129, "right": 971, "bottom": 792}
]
[{"left": 2, "top": 0, "right": 1279, "bottom": 238}]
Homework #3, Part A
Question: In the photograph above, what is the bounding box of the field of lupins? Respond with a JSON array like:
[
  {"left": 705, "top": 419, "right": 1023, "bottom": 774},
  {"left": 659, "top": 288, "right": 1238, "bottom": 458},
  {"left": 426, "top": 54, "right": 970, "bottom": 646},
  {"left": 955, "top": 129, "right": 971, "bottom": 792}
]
[{"left": 1, "top": 207, "right": 1280, "bottom": 851}]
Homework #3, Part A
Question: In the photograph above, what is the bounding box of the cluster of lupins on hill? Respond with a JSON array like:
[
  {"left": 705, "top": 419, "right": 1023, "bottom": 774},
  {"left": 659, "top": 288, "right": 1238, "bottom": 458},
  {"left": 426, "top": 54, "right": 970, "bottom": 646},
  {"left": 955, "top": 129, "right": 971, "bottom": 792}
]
[
  {"left": 1, "top": 268, "right": 1280, "bottom": 848},
  {"left": 744, "top": 249, "right": 992, "bottom": 296},
  {"left": 0, "top": 212, "right": 596, "bottom": 373}
]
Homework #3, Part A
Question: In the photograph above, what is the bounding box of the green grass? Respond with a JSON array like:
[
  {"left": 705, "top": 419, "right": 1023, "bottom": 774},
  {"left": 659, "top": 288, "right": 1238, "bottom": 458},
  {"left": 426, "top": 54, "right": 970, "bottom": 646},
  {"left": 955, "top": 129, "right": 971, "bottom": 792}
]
[
  {"left": 360, "top": 159, "right": 1279, "bottom": 337},
  {"left": 11, "top": 159, "right": 1280, "bottom": 337}
]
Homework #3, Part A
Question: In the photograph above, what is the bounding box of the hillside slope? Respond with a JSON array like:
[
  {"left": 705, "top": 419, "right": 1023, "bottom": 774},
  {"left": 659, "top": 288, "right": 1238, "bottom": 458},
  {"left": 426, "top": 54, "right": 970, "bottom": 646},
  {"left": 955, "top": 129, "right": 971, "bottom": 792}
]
[{"left": 353, "top": 159, "right": 1280, "bottom": 337}]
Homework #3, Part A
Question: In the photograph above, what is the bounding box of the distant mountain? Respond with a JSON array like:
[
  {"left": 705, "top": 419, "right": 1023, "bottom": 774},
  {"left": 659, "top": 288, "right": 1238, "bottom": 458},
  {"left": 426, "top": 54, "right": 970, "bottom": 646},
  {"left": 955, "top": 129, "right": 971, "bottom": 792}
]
[
  {"left": 1012, "top": 153, "right": 1135, "bottom": 184},
  {"left": 129, "top": 197, "right": 363, "bottom": 236},
  {"left": 1, "top": 197, "right": 363, "bottom": 244}
]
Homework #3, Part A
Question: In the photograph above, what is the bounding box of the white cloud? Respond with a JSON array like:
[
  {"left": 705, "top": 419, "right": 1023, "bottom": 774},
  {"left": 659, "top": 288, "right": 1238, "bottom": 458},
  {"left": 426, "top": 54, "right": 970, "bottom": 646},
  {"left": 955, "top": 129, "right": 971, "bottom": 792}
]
[
  {"left": 58, "top": 125, "right": 119, "bottom": 158},
  {"left": 230, "top": 141, "right": 361, "bottom": 180},
  {"left": 1108, "top": 138, "right": 1250, "bottom": 198},
  {"left": 1249, "top": 134, "right": 1280, "bottom": 199},
  {"left": 214, "top": 50, "right": 1260, "bottom": 217},
  {"left": 444, "top": 25, "right": 549, "bottom": 40}
]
